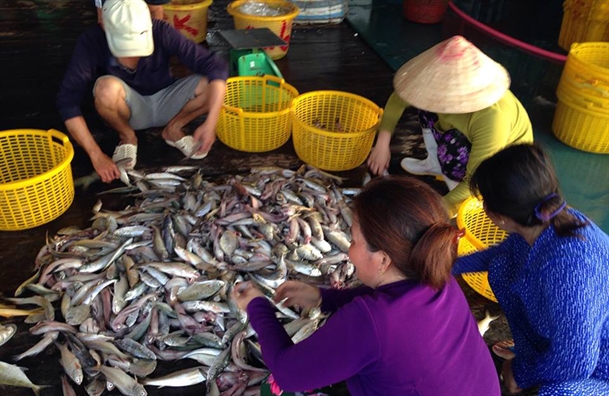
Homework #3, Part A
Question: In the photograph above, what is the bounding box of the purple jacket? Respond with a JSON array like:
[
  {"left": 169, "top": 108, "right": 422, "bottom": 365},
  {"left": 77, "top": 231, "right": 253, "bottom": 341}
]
[
  {"left": 248, "top": 277, "right": 500, "bottom": 395},
  {"left": 56, "top": 20, "right": 228, "bottom": 121}
]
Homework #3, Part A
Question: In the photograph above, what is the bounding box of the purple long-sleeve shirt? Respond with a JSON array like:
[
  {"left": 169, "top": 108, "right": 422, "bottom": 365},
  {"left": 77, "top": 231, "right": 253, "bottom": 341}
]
[
  {"left": 248, "top": 278, "right": 500, "bottom": 395},
  {"left": 56, "top": 20, "right": 228, "bottom": 121}
]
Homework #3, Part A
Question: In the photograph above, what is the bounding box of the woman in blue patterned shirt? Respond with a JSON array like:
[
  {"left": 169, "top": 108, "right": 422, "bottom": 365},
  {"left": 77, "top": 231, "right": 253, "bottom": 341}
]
[{"left": 453, "top": 143, "right": 609, "bottom": 395}]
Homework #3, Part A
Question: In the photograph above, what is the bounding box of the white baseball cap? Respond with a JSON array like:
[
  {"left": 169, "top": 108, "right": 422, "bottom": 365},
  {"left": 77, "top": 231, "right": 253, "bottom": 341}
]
[{"left": 103, "top": 0, "right": 154, "bottom": 58}]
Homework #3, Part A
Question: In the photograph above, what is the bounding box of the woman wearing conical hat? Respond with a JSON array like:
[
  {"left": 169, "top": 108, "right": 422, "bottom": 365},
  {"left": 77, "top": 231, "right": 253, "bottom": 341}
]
[{"left": 367, "top": 35, "right": 533, "bottom": 216}]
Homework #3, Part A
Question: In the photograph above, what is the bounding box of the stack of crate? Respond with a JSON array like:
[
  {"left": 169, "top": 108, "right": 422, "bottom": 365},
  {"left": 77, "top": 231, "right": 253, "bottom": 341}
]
[
  {"left": 558, "top": 0, "right": 609, "bottom": 51},
  {"left": 552, "top": 42, "right": 609, "bottom": 153}
]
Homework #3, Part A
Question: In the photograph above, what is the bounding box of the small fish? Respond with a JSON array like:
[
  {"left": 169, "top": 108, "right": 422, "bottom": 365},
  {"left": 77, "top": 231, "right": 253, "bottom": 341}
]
[
  {"left": 61, "top": 374, "right": 77, "bottom": 396},
  {"left": 0, "top": 304, "right": 44, "bottom": 318},
  {"left": 362, "top": 172, "right": 372, "bottom": 186},
  {"left": 181, "top": 139, "right": 204, "bottom": 162},
  {"left": 141, "top": 366, "right": 207, "bottom": 387},
  {"left": 0, "top": 361, "right": 48, "bottom": 396},
  {"left": 74, "top": 172, "right": 100, "bottom": 191},
  {"left": 163, "top": 165, "right": 200, "bottom": 173},
  {"left": 0, "top": 323, "right": 17, "bottom": 347},
  {"left": 13, "top": 331, "right": 59, "bottom": 362},
  {"left": 477, "top": 310, "right": 500, "bottom": 337},
  {"left": 56, "top": 342, "right": 84, "bottom": 385},
  {"left": 96, "top": 365, "right": 147, "bottom": 396}
]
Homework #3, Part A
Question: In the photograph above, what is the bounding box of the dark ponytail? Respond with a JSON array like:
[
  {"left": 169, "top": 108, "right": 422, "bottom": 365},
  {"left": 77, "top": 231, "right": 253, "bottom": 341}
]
[{"left": 352, "top": 176, "right": 460, "bottom": 289}]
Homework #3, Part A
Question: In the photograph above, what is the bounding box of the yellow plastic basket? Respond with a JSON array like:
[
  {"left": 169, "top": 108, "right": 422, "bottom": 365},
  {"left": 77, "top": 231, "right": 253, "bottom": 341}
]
[
  {"left": 227, "top": 0, "right": 300, "bottom": 60},
  {"left": 456, "top": 196, "right": 509, "bottom": 303},
  {"left": 558, "top": 42, "right": 609, "bottom": 101},
  {"left": 0, "top": 129, "right": 74, "bottom": 231},
  {"left": 558, "top": 1, "right": 609, "bottom": 51},
  {"left": 291, "top": 90, "right": 383, "bottom": 171},
  {"left": 217, "top": 75, "right": 299, "bottom": 152},
  {"left": 163, "top": 0, "right": 213, "bottom": 43},
  {"left": 552, "top": 42, "right": 609, "bottom": 153},
  {"left": 552, "top": 92, "right": 609, "bottom": 153}
]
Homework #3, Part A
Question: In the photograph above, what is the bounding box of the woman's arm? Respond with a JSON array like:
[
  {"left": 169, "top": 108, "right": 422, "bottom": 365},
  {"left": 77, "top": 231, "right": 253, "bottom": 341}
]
[
  {"left": 248, "top": 296, "right": 379, "bottom": 392},
  {"left": 452, "top": 244, "right": 502, "bottom": 275},
  {"left": 368, "top": 92, "right": 410, "bottom": 175},
  {"left": 320, "top": 285, "right": 374, "bottom": 312}
]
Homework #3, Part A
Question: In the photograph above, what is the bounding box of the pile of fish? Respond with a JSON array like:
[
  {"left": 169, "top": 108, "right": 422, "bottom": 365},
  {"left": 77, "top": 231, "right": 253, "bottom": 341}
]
[{"left": 1, "top": 165, "right": 361, "bottom": 396}]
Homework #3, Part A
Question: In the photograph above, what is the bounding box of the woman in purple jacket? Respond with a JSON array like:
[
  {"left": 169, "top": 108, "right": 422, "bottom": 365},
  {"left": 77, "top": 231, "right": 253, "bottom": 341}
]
[{"left": 233, "top": 176, "right": 500, "bottom": 396}]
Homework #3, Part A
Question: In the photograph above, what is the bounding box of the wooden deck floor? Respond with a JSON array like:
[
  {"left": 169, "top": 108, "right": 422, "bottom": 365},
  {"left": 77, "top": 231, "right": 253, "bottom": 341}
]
[{"left": 0, "top": 1, "right": 515, "bottom": 395}]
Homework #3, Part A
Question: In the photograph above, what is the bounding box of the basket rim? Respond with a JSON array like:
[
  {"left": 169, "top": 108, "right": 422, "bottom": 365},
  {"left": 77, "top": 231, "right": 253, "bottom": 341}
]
[
  {"left": 456, "top": 196, "right": 493, "bottom": 251},
  {"left": 290, "top": 90, "right": 383, "bottom": 137},
  {"left": 0, "top": 129, "right": 74, "bottom": 191},
  {"left": 461, "top": 272, "right": 498, "bottom": 302},
  {"left": 222, "top": 105, "right": 294, "bottom": 117},
  {"left": 164, "top": 0, "right": 213, "bottom": 10},
  {"left": 291, "top": 115, "right": 380, "bottom": 138},
  {"left": 227, "top": 0, "right": 300, "bottom": 21},
  {"left": 569, "top": 42, "right": 609, "bottom": 73},
  {"left": 292, "top": 90, "right": 381, "bottom": 109},
  {"left": 223, "top": 75, "right": 299, "bottom": 115}
]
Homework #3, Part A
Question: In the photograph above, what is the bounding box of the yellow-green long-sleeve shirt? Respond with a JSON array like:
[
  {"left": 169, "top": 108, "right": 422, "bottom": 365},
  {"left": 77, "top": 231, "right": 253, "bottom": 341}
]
[{"left": 380, "top": 90, "right": 533, "bottom": 214}]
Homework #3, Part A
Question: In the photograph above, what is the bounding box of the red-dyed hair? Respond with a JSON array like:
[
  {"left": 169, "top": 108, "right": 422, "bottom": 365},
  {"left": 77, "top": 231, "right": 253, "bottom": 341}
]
[{"left": 352, "top": 176, "right": 459, "bottom": 289}]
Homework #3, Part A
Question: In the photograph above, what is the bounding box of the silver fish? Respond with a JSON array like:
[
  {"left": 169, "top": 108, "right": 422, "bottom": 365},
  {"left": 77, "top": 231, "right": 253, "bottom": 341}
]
[
  {"left": 13, "top": 331, "right": 59, "bottom": 361},
  {"left": 177, "top": 280, "right": 225, "bottom": 302},
  {"left": 56, "top": 342, "right": 84, "bottom": 385},
  {"left": 0, "top": 323, "right": 17, "bottom": 347},
  {"left": 0, "top": 360, "right": 48, "bottom": 396},
  {"left": 141, "top": 366, "right": 207, "bottom": 387},
  {"left": 96, "top": 365, "right": 147, "bottom": 396}
]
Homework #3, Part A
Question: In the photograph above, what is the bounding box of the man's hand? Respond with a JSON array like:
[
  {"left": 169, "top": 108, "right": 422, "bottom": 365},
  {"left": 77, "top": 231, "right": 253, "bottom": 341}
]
[
  {"left": 192, "top": 121, "right": 216, "bottom": 155},
  {"left": 91, "top": 152, "right": 121, "bottom": 183}
]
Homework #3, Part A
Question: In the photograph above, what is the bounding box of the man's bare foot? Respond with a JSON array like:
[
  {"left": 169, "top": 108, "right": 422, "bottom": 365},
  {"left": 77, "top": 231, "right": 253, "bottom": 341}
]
[{"left": 161, "top": 124, "right": 186, "bottom": 143}]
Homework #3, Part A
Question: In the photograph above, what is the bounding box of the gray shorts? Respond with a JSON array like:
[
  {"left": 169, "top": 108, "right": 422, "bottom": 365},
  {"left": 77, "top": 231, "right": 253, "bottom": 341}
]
[{"left": 95, "top": 74, "right": 202, "bottom": 130}]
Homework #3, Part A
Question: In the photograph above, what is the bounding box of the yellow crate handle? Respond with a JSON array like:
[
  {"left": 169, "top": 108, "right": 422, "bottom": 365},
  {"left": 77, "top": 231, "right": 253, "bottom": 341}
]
[
  {"left": 222, "top": 104, "right": 244, "bottom": 116},
  {"left": 263, "top": 74, "right": 285, "bottom": 86},
  {"left": 48, "top": 129, "right": 71, "bottom": 145}
]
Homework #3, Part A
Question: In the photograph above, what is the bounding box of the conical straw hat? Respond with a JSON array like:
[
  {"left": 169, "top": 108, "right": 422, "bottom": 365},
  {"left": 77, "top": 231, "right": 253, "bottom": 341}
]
[{"left": 393, "top": 36, "right": 510, "bottom": 114}]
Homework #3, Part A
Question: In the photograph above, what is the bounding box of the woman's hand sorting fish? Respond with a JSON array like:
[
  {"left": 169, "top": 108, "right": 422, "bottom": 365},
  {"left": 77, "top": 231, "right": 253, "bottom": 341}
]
[
  {"left": 273, "top": 281, "right": 322, "bottom": 309},
  {"left": 232, "top": 281, "right": 265, "bottom": 312}
]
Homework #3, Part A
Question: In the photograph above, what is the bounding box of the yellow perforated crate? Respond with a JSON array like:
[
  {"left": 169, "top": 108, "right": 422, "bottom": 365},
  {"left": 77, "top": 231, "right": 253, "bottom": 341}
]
[
  {"left": 291, "top": 91, "right": 383, "bottom": 171},
  {"left": 0, "top": 129, "right": 74, "bottom": 231},
  {"left": 217, "top": 75, "right": 299, "bottom": 152},
  {"left": 558, "top": 0, "right": 609, "bottom": 51},
  {"left": 553, "top": 91, "right": 609, "bottom": 153},
  {"left": 553, "top": 42, "right": 609, "bottom": 153},
  {"left": 558, "top": 42, "right": 609, "bottom": 101},
  {"left": 457, "top": 196, "right": 509, "bottom": 303}
]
